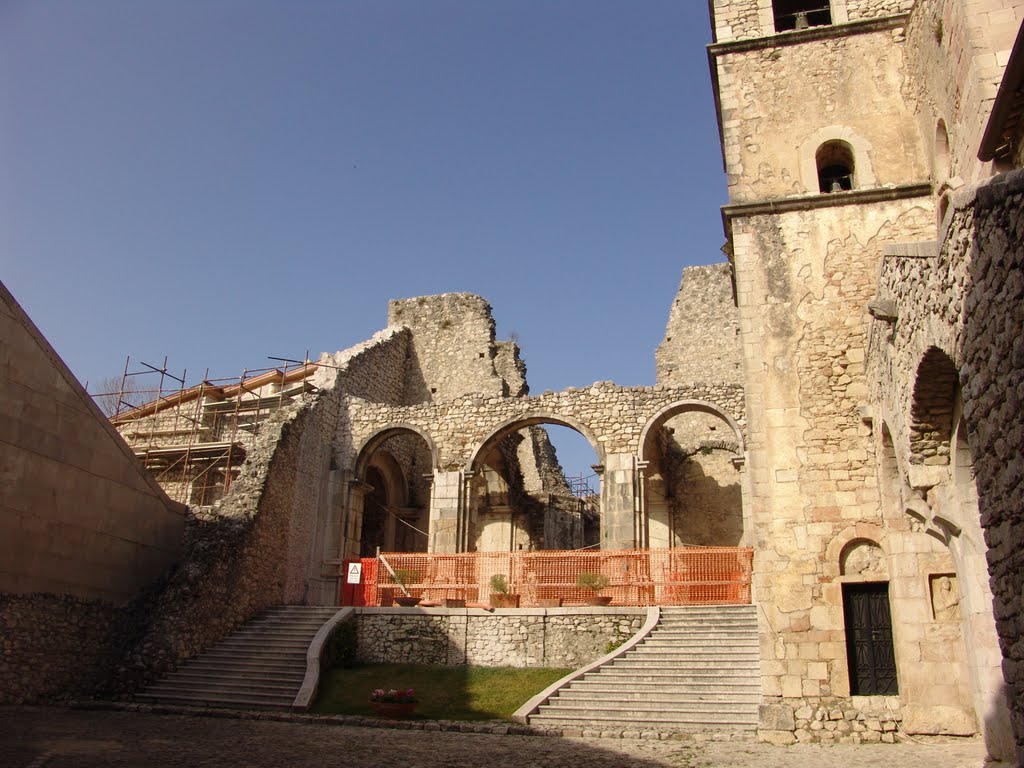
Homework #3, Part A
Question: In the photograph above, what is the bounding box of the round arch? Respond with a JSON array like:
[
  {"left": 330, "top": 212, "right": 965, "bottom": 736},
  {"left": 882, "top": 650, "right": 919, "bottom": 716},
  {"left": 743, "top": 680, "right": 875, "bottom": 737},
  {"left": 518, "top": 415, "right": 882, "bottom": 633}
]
[
  {"left": 354, "top": 423, "right": 439, "bottom": 479},
  {"left": 908, "top": 346, "right": 960, "bottom": 465},
  {"left": 465, "top": 410, "right": 604, "bottom": 472},
  {"left": 638, "top": 400, "right": 744, "bottom": 463}
]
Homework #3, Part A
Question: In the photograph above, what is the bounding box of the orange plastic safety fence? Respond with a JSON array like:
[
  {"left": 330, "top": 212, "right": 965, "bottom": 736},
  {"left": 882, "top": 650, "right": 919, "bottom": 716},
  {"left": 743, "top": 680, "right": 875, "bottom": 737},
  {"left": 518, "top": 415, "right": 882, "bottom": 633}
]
[{"left": 359, "top": 547, "right": 753, "bottom": 608}]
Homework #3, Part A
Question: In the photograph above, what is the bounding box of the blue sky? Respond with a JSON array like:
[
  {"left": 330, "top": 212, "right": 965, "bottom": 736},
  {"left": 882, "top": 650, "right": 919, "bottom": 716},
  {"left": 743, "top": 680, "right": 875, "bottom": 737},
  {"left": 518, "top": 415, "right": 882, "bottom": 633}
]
[{"left": 1, "top": 0, "right": 728, "bottom": 477}]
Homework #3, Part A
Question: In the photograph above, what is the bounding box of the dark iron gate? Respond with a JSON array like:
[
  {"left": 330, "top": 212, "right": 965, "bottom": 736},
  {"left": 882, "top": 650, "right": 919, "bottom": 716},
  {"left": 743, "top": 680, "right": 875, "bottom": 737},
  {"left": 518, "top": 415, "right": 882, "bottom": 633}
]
[{"left": 843, "top": 582, "right": 898, "bottom": 695}]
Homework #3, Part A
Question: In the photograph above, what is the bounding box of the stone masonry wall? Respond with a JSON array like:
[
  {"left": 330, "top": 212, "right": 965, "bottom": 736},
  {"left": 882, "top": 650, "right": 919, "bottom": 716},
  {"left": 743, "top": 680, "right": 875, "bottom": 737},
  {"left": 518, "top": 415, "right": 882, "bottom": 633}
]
[
  {"left": 656, "top": 264, "right": 743, "bottom": 387},
  {"left": 710, "top": 0, "right": 913, "bottom": 45},
  {"left": 388, "top": 294, "right": 507, "bottom": 404},
  {"left": 902, "top": 0, "right": 1023, "bottom": 185},
  {"left": 868, "top": 169, "right": 1024, "bottom": 761},
  {"left": 355, "top": 608, "right": 644, "bottom": 668},
  {"left": 341, "top": 381, "right": 745, "bottom": 472},
  {"left": 0, "top": 593, "right": 122, "bottom": 704},
  {"left": 712, "top": 23, "right": 926, "bottom": 203}
]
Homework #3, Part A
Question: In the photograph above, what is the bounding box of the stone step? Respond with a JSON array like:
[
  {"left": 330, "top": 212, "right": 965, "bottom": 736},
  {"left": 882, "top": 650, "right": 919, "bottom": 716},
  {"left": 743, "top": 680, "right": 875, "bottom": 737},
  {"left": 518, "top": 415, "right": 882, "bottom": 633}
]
[
  {"left": 139, "top": 604, "right": 337, "bottom": 711},
  {"left": 529, "top": 711, "right": 758, "bottom": 728},
  {"left": 135, "top": 691, "right": 295, "bottom": 710},
  {"left": 562, "top": 684, "right": 759, "bottom": 699},
  {"left": 557, "top": 691, "right": 760, "bottom": 706},
  {"left": 546, "top": 698, "right": 757, "bottom": 715}
]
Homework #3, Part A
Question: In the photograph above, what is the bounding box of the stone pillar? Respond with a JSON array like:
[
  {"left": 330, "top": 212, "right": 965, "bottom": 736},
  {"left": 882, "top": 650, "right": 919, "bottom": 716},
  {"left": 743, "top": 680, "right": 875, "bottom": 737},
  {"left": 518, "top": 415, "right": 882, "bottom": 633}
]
[
  {"left": 601, "top": 453, "right": 640, "bottom": 550},
  {"left": 429, "top": 470, "right": 466, "bottom": 553},
  {"left": 306, "top": 460, "right": 347, "bottom": 605},
  {"left": 343, "top": 476, "right": 370, "bottom": 560},
  {"left": 641, "top": 461, "right": 672, "bottom": 548},
  {"left": 477, "top": 505, "right": 513, "bottom": 552}
]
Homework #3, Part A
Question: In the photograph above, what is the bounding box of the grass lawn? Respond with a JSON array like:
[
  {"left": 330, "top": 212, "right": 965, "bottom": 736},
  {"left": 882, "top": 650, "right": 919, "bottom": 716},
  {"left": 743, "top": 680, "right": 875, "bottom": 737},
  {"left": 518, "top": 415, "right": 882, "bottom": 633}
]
[{"left": 312, "top": 664, "right": 571, "bottom": 721}]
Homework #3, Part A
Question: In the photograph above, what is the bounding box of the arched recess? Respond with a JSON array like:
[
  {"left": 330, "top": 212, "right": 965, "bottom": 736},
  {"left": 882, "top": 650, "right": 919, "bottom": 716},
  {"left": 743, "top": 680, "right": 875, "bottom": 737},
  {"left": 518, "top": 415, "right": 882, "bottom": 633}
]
[
  {"left": 898, "top": 350, "right": 1013, "bottom": 756},
  {"left": 348, "top": 425, "right": 436, "bottom": 557},
  {"left": 798, "top": 125, "right": 876, "bottom": 194},
  {"left": 908, "top": 346, "right": 959, "bottom": 466},
  {"left": 638, "top": 401, "right": 746, "bottom": 548},
  {"left": 934, "top": 119, "right": 951, "bottom": 184},
  {"left": 465, "top": 411, "right": 602, "bottom": 552},
  {"left": 816, "top": 140, "right": 856, "bottom": 192}
]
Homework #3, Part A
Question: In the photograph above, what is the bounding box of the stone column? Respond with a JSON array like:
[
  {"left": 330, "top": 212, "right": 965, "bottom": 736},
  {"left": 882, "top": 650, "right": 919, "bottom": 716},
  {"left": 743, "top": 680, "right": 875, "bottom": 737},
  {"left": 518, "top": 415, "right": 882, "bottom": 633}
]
[
  {"left": 429, "top": 470, "right": 466, "bottom": 553},
  {"left": 477, "top": 505, "right": 513, "bottom": 552},
  {"left": 601, "top": 453, "right": 640, "bottom": 550},
  {"left": 641, "top": 460, "right": 672, "bottom": 549}
]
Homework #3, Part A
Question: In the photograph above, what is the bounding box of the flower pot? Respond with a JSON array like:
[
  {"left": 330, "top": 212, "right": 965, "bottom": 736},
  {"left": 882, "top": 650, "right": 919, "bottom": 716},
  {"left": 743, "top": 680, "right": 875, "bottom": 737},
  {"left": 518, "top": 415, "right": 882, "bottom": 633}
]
[
  {"left": 538, "top": 598, "right": 563, "bottom": 608},
  {"left": 586, "top": 596, "right": 613, "bottom": 606},
  {"left": 394, "top": 596, "right": 421, "bottom": 607},
  {"left": 490, "top": 594, "right": 520, "bottom": 608},
  {"left": 370, "top": 701, "right": 417, "bottom": 718}
]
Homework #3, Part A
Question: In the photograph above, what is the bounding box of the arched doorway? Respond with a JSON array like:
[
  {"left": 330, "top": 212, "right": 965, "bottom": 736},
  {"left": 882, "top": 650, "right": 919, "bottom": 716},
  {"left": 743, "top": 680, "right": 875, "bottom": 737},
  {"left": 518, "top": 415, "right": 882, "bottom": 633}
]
[
  {"left": 639, "top": 401, "right": 746, "bottom": 548},
  {"left": 467, "top": 415, "right": 602, "bottom": 552},
  {"left": 350, "top": 427, "right": 434, "bottom": 558}
]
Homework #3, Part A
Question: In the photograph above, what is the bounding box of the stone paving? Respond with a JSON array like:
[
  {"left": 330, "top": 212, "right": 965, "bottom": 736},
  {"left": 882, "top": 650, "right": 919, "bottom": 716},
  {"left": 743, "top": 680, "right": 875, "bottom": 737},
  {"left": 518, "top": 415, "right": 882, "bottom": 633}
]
[{"left": 0, "top": 706, "right": 1002, "bottom": 768}]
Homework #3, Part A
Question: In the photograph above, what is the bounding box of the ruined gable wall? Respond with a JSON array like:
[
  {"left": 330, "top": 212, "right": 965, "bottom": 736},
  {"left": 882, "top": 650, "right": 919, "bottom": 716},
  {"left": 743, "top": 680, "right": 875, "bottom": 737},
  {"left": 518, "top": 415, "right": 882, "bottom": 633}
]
[
  {"left": 111, "top": 328, "right": 414, "bottom": 689},
  {"left": 713, "top": 25, "right": 926, "bottom": 203},
  {"left": 656, "top": 263, "right": 742, "bottom": 386},
  {"left": 902, "top": 0, "right": 1024, "bottom": 184},
  {"left": 388, "top": 294, "right": 506, "bottom": 404}
]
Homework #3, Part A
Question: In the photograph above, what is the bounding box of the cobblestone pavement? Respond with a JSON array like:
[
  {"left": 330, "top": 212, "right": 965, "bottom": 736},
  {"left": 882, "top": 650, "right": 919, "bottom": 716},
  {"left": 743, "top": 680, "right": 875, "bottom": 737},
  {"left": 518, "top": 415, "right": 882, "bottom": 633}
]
[{"left": 0, "top": 706, "right": 1000, "bottom": 768}]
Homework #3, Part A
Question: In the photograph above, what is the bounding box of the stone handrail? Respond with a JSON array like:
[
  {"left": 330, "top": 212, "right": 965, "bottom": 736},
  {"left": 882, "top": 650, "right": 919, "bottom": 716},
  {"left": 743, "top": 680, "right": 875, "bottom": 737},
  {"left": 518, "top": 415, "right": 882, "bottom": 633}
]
[{"left": 292, "top": 607, "right": 355, "bottom": 712}]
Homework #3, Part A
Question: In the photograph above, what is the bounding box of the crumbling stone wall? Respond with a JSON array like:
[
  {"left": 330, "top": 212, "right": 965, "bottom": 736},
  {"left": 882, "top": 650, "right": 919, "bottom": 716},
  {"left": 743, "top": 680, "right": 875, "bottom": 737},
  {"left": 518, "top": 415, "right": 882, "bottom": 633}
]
[
  {"left": 388, "top": 294, "right": 509, "bottom": 404},
  {"left": 355, "top": 608, "right": 644, "bottom": 668},
  {"left": 656, "top": 264, "right": 742, "bottom": 387}
]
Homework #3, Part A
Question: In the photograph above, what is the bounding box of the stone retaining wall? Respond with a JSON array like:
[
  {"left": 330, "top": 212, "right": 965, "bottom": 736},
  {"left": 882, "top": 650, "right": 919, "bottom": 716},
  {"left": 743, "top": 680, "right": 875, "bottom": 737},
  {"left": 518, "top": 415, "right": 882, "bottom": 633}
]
[
  {"left": 354, "top": 608, "right": 644, "bottom": 668},
  {"left": 0, "top": 593, "right": 122, "bottom": 704}
]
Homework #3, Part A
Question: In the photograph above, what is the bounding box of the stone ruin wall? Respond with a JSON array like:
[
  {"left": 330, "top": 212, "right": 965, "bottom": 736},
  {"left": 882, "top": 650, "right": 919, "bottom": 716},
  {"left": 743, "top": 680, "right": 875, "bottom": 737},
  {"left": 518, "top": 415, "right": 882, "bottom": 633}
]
[
  {"left": 355, "top": 608, "right": 644, "bottom": 668},
  {"left": 656, "top": 263, "right": 743, "bottom": 387},
  {"left": 388, "top": 293, "right": 508, "bottom": 404}
]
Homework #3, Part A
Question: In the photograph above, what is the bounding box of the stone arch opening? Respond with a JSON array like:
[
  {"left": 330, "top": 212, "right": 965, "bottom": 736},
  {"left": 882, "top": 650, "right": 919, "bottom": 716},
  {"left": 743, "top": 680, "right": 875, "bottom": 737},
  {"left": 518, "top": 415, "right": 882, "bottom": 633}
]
[
  {"left": 817, "top": 139, "right": 855, "bottom": 192},
  {"left": 935, "top": 119, "right": 951, "bottom": 183},
  {"left": 909, "top": 347, "right": 959, "bottom": 465},
  {"left": 772, "top": 0, "right": 832, "bottom": 32},
  {"left": 466, "top": 414, "right": 601, "bottom": 552},
  {"left": 639, "top": 401, "right": 745, "bottom": 548},
  {"left": 904, "top": 356, "right": 1013, "bottom": 754},
  {"left": 350, "top": 426, "right": 433, "bottom": 557}
]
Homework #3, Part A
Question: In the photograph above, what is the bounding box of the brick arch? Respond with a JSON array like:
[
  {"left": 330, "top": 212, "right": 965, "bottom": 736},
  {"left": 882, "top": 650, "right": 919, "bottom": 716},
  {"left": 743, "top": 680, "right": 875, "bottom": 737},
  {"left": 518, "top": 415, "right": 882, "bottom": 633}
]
[
  {"left": 465, "top": 410, "right": 604, "bottom": 471},
  {"left": 909, "top": 346, "right": 959, "bottom": 466},
  {"left": 637, "top": 400, "right": 745, "bottom": 463},
  {"left": 354, "top": 423, "right": 439, "bottom": 477},
  {"left": 823, "top": 523, "right": 889, "bottom": 581}
]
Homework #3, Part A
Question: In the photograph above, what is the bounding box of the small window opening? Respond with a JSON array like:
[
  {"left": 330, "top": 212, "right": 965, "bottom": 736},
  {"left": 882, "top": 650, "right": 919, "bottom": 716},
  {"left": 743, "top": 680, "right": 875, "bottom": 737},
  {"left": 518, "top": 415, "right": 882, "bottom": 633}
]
[
  {"left": 773, "top": 0, "right": 832, "bottom": 32},
  {"left": 816, "top": 140, "right": 855, "bottom": 193}
]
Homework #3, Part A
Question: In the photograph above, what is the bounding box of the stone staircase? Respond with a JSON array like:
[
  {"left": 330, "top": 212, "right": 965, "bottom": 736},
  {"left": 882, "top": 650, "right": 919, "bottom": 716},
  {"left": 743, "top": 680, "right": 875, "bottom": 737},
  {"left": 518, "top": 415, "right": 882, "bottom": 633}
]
[
  {"left": 137, "top": 605, "right": 338, "bottom": 710},
  {"left": 528, "top": 604, "right": 760, "bottom": 733}
]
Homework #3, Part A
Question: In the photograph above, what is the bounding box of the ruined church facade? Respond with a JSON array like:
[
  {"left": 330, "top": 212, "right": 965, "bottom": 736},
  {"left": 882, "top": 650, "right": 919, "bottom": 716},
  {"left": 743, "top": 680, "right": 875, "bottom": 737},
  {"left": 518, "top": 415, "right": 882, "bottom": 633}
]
[{"left": 2, "top": 0, "right": 1023, "bottom": 761}]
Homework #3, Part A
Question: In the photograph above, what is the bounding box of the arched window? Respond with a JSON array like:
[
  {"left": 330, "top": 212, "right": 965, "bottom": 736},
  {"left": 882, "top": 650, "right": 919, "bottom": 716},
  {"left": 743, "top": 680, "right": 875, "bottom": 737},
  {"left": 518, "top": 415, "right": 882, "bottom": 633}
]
[
  {"left": 935, "top": 120, "right": 951, "bottom": 184},
  {"left": 816, "top": 140, "right": 855, "bottom": 192},
  {"left": 773, "top": 0, "right": 832, "bottom": 32}
]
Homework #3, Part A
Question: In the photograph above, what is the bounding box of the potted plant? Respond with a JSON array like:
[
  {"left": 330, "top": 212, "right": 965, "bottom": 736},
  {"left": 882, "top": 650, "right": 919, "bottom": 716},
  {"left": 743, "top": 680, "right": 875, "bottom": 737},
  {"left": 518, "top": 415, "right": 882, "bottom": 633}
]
[
  {"left": 577, "top": 571, "right": 612, "bottom": 606},
  {"left": 489, "top": 573, "right": 520, "bottom": 608},
  {"left": 369, "top": 687, "right": 418, "bottom": 718},
  {"left": 392, "top": 569, "right": 421, "bottom": 607}
]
